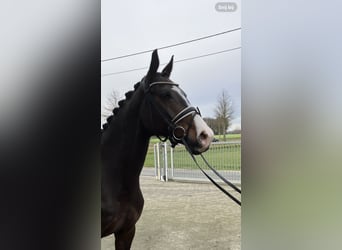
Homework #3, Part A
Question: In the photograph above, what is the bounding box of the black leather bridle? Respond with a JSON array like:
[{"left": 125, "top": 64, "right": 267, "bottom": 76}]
[
  {"left": 143, "top": 80, "right": 201, "bottom": 148},
  {"left": 143, "top": 79, "right": 241, "bottom": 206}
]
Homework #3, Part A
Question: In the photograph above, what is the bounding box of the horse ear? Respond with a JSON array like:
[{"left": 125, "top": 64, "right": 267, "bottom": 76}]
[
  {"left": 146, "top": 49, "right": 159, "bottom": 82},
  {"left": 161, "top": 55, "right": 174, "bottom": 77}
]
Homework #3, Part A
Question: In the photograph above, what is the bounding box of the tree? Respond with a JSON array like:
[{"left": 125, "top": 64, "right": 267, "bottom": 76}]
[
  {"left": 214, "top": 90, "right": 234, "bottom": 140},
  {"left": 203, "top": 117, "right": 219, "bottom": 135},
  {"left": 102, "top": 90, "right": 120, "bottom": 118}
]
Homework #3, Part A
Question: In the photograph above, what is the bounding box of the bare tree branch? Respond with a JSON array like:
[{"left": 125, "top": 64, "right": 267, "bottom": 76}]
[
  {"left": 214, "top": 89, "right": 234, "bottom": 140},
  {"left": 102, "top": 90, "right": 120, "bottom": 118}
]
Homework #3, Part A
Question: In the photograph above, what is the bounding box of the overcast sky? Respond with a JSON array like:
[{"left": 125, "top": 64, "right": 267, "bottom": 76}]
[{"left": 101, "top": 0, "right": 241, "bottom": 129}]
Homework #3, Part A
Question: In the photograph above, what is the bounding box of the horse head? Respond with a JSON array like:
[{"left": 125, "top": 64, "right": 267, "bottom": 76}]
[{"left": 140, "top": 50, "right": 214, "bottom": 154}]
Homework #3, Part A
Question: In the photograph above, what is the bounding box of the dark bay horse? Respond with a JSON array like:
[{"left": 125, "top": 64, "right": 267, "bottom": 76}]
[{"left": 101, "top": 50, "right": 214, "bottom": 249}]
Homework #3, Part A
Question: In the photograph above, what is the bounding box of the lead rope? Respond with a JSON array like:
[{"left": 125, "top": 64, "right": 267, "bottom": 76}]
[{"left": 181, "top": 138, "right": 241, "bottom": 206}]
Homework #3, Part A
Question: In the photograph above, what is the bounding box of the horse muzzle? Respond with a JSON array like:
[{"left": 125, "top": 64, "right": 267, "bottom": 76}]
[{"left": 183, "top": 115, "right": 214, "bottom": 155}]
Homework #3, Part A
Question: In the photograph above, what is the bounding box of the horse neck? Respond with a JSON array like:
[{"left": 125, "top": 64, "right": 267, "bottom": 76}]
[{"left": 102, "top": 88, "right": 150, "bottom": 175}]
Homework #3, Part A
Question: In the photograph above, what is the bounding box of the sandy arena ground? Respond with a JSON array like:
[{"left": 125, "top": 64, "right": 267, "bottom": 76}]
[{"left": 102, "top": 176, "right": 241, "bottom": 250}]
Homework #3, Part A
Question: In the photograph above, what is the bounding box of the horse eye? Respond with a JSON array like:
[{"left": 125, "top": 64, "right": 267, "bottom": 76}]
[{"left": 161, "top": 92, "right": 172, "bottom": 99}]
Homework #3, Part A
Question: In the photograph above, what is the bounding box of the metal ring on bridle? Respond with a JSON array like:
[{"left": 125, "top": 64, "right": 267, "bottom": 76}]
[{"left": 172, "top": 126, "right": 186, "bottom": 141}]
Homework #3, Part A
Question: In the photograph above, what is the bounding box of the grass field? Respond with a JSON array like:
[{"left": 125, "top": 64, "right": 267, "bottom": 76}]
[{"left": 144, "top": 134, "right": 241, "bottom": 170}]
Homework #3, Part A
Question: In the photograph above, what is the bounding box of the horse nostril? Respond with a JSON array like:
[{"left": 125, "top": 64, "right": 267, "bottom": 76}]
[{"left": 199, "top": 131, "right": 208, "bottom": 141}]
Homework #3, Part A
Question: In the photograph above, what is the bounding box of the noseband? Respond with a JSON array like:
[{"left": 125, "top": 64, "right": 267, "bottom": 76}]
[{"left": 143, "top": 80, "right": 201, "bottom": 147}]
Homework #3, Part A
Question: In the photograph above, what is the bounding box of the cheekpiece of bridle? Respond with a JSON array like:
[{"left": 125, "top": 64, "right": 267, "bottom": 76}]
[{"left": 143, "top": 79, "right": 201, "bottom": 148}]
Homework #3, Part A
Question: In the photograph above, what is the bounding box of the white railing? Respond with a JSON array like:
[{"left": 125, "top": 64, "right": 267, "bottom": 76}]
[{"left": 153, "top": 141, "right": 241, "bottom": 184}]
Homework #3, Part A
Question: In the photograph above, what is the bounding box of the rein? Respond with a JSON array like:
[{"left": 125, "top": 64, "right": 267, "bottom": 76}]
[
  {"left": 182, "top": 138, "right": 241, "bottom": 206},
  {"left": 143, "top": 80, "right": 241, "bottom": 206}
]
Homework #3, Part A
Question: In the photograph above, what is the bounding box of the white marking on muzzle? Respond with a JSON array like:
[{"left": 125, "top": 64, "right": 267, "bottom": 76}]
[{"left": 193, "top": 115, "right": 214, "bottom": 151}]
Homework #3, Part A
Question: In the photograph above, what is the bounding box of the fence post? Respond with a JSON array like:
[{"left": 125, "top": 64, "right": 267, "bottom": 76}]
[
  {"left": 156, "top": 143, "right": 160, "bottom": 180},
  {"left": 163, "top": 142, "right": 168, "bottom": 181},
  {"left": 153, "top": 144, "right": 157, "bottom": 179},
  {"left": 170, "top": 144, "right": 174, "bottom": 179}
]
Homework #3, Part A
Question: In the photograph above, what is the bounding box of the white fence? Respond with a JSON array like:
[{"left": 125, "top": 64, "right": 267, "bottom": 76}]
[{"left": 153, "top": 141, "right": 241, "bottom": 184}]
